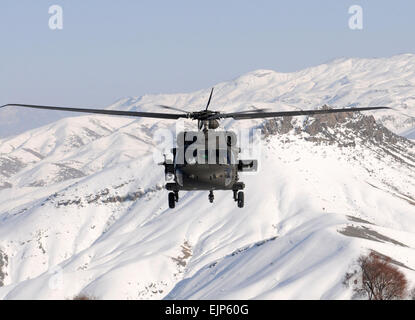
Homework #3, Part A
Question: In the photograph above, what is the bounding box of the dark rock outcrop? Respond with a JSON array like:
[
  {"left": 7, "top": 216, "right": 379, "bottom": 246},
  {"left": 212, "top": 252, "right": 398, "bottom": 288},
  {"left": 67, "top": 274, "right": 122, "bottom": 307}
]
[{"left": 261, "top": 105, "right": 415, "bottom": 164}]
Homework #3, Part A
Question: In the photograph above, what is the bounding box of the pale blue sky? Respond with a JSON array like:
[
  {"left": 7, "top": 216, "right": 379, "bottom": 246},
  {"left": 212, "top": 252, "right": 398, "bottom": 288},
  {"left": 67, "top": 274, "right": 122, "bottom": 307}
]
[{"left": 1, "top": 0, "right": 414, "bottom": 107}]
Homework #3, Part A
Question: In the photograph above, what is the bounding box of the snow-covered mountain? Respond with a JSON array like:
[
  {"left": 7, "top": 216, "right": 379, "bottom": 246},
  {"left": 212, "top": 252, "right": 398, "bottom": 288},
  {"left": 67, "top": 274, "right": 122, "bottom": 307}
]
[
  {"left": 0, "top": 54, "right": 415, "bottom": 300},
  {"left": 403, "top": 127, "right": 415, "bottom": 140},
  {"left": 2, "top": 53, "right": 415, "bottom": 139}
]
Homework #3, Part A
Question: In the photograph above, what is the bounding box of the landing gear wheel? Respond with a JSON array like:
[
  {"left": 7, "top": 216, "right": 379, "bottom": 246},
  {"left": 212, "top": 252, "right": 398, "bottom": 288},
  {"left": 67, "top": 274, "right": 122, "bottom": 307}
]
[
  {"left": 168, "top": 192, "right": 176, "bottom": 209},
  {"left": 237, "top": 191, "right": 244, "bottom": 208},
  {"left": 209, "top": 191, "right": 214, "bottom": 203},
  {"left": 174, "top": 191, "right": 179, "bottom": 202}
]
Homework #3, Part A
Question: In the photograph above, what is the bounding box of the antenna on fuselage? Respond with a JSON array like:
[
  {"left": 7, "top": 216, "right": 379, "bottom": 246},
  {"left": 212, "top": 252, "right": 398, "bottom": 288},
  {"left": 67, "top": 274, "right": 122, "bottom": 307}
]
[{"left": 205, "top": 88, "right": 214, "bottom": 111}]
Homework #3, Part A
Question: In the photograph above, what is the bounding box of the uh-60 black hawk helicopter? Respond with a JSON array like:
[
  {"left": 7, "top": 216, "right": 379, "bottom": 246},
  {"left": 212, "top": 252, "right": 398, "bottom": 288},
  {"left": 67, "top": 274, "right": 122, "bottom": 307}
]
[{"left": 1, "top": 88, "right": 388, "bottom": 209}]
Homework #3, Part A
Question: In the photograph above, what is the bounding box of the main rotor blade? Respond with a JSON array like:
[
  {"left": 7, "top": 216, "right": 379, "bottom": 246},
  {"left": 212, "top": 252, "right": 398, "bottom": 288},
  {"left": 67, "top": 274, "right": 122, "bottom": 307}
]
[
  {"left": 235, "top": 107, "right": 270, "bottom": 114},
  {"left": 0, "top": 104, "right": 188, "bottom": 120},
  {"left": 157, "top": 104, "right": 190, "bottom": 113},
  {"left": 205, "top": 88, "right": 214, "bottom": 111},
  {"left": 210, "top": 106, "right": 390, "bottom": 120}
]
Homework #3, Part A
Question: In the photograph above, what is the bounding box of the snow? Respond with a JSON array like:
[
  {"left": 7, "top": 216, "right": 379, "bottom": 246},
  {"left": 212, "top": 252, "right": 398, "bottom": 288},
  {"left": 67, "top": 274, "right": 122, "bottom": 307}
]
[
  {"left": 0, "top": 54, "right": 415, "bottom": 299},
  {"left": 403, "top": 127, "right": 415, "bottom": 140}
]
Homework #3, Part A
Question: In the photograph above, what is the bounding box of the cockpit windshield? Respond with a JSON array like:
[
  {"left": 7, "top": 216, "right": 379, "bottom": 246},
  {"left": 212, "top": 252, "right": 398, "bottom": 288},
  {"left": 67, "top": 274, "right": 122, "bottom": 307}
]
[{"left": 175, "top": 147, "right": 235, "bottom": 165}]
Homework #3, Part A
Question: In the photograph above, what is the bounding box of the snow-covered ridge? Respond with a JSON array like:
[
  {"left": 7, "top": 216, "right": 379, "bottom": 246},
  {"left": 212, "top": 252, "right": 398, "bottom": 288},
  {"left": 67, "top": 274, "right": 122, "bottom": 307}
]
[
  {"left": 105, "top": 53, "right": 415, "bottom": 136},
  {"left": 1, "top": 54, "right": 415, "bottom": 139}
]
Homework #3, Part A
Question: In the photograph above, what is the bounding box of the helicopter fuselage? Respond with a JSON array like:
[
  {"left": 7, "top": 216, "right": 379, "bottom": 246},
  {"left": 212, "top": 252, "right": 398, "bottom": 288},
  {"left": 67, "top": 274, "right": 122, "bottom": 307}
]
[{"left": 162, "top": 130, "right": 256, "bottom": 207}]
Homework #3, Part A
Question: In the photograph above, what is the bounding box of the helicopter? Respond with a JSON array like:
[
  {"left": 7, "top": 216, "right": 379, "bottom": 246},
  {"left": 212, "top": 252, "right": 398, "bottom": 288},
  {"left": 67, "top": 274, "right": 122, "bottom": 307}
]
[{"left": 1, "top": 88, "right": 389, "bottom": 209}]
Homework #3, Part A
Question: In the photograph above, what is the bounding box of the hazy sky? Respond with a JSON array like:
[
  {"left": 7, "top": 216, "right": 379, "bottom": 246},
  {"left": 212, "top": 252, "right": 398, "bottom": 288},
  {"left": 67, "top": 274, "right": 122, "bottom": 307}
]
[{"left": 1, "top": 0, "right": 415, "bottom": 107}]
